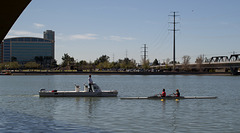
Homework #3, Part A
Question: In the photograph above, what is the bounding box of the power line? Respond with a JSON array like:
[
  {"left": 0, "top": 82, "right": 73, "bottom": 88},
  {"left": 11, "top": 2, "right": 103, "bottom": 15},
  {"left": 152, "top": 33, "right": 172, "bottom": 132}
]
[{"left": 228, "top": 51, "right": 239, "bottom": 55}]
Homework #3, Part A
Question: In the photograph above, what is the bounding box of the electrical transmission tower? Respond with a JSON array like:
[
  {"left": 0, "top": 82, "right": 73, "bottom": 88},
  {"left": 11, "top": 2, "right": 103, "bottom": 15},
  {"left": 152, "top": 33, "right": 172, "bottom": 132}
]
[
  {"left": 169, "top": 11, "right": 180, "bottom": 71},
  {"left": 141, "top": 44, "right": 148, "bottom": 64}
]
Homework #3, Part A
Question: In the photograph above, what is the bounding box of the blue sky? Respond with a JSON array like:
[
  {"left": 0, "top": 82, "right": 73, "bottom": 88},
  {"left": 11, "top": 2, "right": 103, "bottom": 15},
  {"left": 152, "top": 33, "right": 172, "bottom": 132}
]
[{"left": 6, "top": 0, "right": 240, "bottom": 64}]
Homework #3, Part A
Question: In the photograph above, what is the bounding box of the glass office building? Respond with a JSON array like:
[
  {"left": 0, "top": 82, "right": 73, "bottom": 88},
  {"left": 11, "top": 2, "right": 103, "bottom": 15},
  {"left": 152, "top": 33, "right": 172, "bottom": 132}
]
[
  {"left": 0, "top": 37, "right": 54, "bottom": 63},
  {"left": 44, "top": 30, "right": 55, "bottom": 41}
]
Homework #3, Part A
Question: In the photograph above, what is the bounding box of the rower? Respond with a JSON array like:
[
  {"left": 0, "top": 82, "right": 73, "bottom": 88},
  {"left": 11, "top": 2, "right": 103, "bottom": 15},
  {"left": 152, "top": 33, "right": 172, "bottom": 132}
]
[
  {"left": 174, "top": 89, "right": 180, "bottom": 97},
  {"left": 160, "top": 89, "right": 166, "bottom": 97}
]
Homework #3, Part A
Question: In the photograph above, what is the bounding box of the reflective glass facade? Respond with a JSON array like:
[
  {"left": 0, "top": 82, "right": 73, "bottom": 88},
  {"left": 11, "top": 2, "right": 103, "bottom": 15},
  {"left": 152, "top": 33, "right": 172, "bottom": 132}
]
[
  {"left": 0, "top": 37, "right": 54, "bottom": 63},
  {"left": 44, "top": 30, "right": 55, "bottom": 41}
]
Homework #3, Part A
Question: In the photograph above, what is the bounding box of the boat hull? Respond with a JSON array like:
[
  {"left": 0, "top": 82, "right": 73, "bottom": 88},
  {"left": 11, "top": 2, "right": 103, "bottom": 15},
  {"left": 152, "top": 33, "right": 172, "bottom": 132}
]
[
  {"left": 121, "top": 95, "right": 217, "bottom": 100},
  {"left": 39, "top": 91, "right": 118, "bottom": 97}
]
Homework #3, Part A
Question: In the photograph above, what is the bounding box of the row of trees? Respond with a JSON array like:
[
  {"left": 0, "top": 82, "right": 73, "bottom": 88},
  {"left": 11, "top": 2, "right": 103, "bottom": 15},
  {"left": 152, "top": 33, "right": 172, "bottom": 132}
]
[
  {"left": 0, "top": 53, "right": 205, "bottom": 72},
  {"left": 61, "top": 54, "right": 137, "bottom": 71},
  {"left": 60, "top": 53, "right": 205, "bottom": 71},
  {"left": 0, "top": 62, "right": 40, "bottom": 70},
  {"left": 0, "top": 56, "right": 57, "bottom": 71}
]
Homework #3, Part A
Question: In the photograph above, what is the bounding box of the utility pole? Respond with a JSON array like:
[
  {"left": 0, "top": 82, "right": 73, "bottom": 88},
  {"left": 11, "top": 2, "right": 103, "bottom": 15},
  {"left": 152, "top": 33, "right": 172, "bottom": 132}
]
[
  {"left": 228, "top": 51, "right": 237, "bottom": 56},
  {"left": 125, "top": 49, "right": 128, "bottom": 59},
  {"left": 112, "top": 53, "right": 115, "bottom": 62},
  {"left": 203, "top": 54, "right": 205, "bottom": 62},
  {"left": 169, "top": 12, "right": 180, "bottom": 71},
  {"left": 141, "top": 44, "right": 148, "bottom": 64}
]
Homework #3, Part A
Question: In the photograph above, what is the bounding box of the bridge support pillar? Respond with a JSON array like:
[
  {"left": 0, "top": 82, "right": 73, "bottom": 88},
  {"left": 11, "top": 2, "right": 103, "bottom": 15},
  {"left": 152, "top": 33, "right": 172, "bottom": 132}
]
[{"left": 230, "top": 67, "right": 239, "bottom": 75}]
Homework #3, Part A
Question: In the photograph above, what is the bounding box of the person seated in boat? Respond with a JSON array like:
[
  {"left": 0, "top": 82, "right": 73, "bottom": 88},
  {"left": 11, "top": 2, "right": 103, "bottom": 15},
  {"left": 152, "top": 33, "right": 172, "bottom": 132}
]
[
  {"left": 160, "top": 89, "right": 166, "bottom": 97},
  {"left": 174, "top": 89, "right": 180, "bottom": 97},
  {"left": 88, "top": 75, "right": 93, "bottom": 92}
]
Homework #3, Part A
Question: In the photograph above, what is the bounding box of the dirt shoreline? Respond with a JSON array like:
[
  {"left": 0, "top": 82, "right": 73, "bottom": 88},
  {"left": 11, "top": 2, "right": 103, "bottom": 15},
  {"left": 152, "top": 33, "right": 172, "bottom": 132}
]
[{"left": 11, "top": 71, "right": 234, "bottom": 76}]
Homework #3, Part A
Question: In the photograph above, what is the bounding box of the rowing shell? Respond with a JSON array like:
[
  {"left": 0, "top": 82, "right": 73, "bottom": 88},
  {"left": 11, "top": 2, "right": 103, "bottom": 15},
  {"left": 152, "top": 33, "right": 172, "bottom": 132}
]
[{"left": 120, "top": 96, "right": 217, "bottom": 100}]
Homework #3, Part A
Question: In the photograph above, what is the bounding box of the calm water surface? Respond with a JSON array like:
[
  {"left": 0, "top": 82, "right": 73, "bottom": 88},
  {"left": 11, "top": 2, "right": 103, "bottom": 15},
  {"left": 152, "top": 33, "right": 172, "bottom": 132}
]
[{"left": 0, "top": 75, "right": 240, "bottom": 133}]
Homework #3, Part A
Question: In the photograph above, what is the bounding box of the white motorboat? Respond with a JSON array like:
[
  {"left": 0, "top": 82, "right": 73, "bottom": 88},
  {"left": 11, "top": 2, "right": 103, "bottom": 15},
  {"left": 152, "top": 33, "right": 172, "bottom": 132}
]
[{"left": 39, "top": 83, "right": 118, "bottom": 97}]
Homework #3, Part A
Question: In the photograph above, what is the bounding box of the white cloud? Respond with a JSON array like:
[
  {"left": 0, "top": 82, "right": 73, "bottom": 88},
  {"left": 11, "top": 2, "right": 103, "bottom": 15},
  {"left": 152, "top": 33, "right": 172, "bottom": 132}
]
[
  {"left": 69, "top": 33, "right": 98, "bottom": 40},
  {"left": 106, "top": 35, "right": 136, "bottom": 41},
  {"left": 6, "top": 30, "right": 42, "bottom": 38},
  {"left": 5, "top": 30, "right": 136, "bottom": 43},
  {"left": 33, "top": 23, "right": 45, "bottom": 28}
]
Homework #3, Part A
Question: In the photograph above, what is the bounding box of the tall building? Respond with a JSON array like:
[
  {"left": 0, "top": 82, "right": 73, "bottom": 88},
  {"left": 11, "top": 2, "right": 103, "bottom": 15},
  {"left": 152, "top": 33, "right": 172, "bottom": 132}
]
[
  {"left": 44, "top": 30, "right": 55, "bottom": 41},
  {"left": 0, "top": 30, "right": 55, "bottom": 63}
]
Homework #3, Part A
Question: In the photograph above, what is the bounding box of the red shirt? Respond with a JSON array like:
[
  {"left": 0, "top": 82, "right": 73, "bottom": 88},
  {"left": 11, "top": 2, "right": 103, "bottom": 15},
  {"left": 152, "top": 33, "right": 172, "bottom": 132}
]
[{"left": 161, "top": 91, "right": 166, "bottom": 97}]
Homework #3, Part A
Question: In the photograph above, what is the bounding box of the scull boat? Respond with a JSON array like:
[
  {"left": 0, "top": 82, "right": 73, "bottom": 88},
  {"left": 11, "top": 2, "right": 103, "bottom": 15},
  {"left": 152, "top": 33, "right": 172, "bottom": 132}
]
[
  {"left": 39, "top": 83, "right": 118, "bottom": 97},
  {"left": 121, "top": 95, "right": 217, "bottom": 100}
]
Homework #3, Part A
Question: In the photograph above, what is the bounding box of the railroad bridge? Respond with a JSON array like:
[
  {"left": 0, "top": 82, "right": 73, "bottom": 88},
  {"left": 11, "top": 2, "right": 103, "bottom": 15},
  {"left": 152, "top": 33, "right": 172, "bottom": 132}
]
[
  {"left": 209, "top": 54, "right": 240, "bottom": 62},
  {"left": 159, "top": 54, "right": 240, "bottom": 75},
  {"left": 189, "top": 54, "right": 240, "bottom": 75}
]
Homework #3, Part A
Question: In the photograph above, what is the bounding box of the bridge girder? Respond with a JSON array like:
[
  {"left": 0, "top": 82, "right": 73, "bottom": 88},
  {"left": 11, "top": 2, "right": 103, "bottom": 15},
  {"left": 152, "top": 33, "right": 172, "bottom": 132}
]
[
  {"left": 209, "top": 56, "right": 229, "bottom": 63},
  {"left": 229, "top": 54, "right": 240, "bottom": 61},
  {"left": 0, "top": 0, "right": 31, "bottom": 41}
]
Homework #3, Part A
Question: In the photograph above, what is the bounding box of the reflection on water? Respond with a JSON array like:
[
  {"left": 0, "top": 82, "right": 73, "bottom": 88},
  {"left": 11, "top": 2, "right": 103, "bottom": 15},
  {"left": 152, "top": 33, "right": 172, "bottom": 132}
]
[
  {"left": 159, "top": 99, "right": 180, "bottom": 132},
  {"left": 0, "top": 75, "right": 240, "bottom": 132},
  {"left": 0, "top": 108, "right": 110, "bottom": 133},
  {"left": 74, "top": 97, "right": 97, "bottom": 116},
  {"left": 171, "top": 100, "right": 180, "bottom": 133}
]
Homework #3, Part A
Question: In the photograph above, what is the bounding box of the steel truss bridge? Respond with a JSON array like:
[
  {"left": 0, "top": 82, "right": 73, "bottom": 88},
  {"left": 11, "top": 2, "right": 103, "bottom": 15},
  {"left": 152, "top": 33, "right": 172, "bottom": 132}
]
[
  {"left": 201, "top": 54, "right": 240, "bottom": 75},
  {"left": 159, "top": 54, "right": 240, "bottom": 75}
]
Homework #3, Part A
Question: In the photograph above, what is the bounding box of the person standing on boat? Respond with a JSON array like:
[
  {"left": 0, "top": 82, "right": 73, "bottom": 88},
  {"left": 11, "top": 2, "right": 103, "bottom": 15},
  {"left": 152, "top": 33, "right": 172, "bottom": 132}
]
[
  {"left": 160, "top": 89, "right": 166, "bottom": 97},
  {"left": 88, "top": 75, "right": 93, "bottom": 92},
  {"left": 174, "top": 89, "right": 180, "bottom": 97}
]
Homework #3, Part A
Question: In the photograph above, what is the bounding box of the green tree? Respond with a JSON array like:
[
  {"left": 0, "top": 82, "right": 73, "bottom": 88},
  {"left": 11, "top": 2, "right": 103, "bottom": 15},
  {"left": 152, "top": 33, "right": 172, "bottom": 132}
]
[
  {"left": 79, "top": 60, "right": 88, "bottom": 65},
  {"left": 141, "top": 59, "right": 150, "bottom": 69},
  {"left": 0, "top": 62, "right": 20, "bottom": 70},
  {"left": 35, "top": 56, "right": 56, "bottom": 69},
  {"left": 44, "top": 56, "right": 56, "bottom": 68},
  {"left": 11, "top": 56, "right": 17, "bottom": 62},
  {"left": 94, "top": 55, "right": 110, "bottom": 65},
  {"left": 152, "top": 59, "right": 159, "bottom": 65},
  {"left": 97, "top": 62, "right": 110, "bottom": 70},
  {"left": 119, "top": 58, "right": 136, "bottom": 69},
  {"left": 77, "top": 60, "right": 88, "bottom": 71},
  {"left": 34, "top": 56, "right": 44, "bottom": 65},
  {"left": 0, "top": 63, "right": 3, "bottom": 70},
  {"left": 109, "top": 62, "right": 120, "bottom": 70},
  {"left": 9, "top": 62, "right": 20, "bottom": 70},
  {"left": 88, "top": 61, "right": 95, "bottom": 72},
  {"left": 24, "top": 62, "right": 40, "bottom": 70},
  {"left": 61, "top": 53, "right": 75, "bottom": 67}
]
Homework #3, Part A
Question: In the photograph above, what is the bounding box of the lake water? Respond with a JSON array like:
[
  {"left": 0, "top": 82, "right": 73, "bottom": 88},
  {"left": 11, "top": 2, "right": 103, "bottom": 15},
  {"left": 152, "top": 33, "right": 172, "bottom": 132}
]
[{"left": 0, "top": 75, "right": 240, "bottom": 133}]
